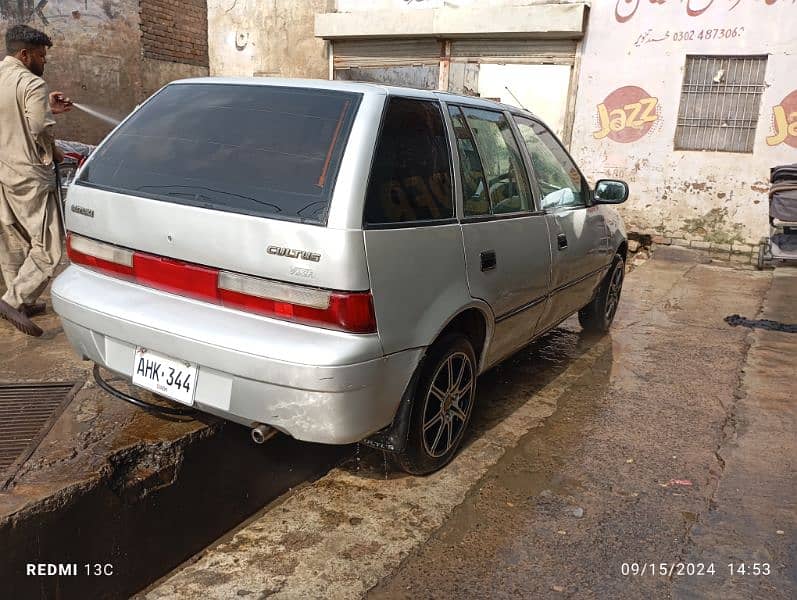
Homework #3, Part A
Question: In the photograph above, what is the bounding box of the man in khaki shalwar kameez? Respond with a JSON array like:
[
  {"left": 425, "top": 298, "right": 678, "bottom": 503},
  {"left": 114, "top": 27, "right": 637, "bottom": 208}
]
[{"left": 0, "top": 25, "right": 72, "bottom": 337}]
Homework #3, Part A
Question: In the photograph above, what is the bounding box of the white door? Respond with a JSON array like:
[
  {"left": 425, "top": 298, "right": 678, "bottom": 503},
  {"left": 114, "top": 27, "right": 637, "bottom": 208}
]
[{"left": 477, "top": 64, "right": 571, "bottom": 139}]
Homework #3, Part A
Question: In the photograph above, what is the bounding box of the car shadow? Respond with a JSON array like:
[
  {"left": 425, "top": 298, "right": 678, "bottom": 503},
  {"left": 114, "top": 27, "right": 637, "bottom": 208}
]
[
  {"left": 467, "top": 319, "right": 604, "bottom": 440},
  {"left": 346, "top": 316, "right": 613, "bottom": 480}
]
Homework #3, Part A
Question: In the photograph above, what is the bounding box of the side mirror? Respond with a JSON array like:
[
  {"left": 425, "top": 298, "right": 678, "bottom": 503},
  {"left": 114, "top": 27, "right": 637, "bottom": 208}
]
[{"left": 593, "top": 179, "right": 629, "bottom": 204}]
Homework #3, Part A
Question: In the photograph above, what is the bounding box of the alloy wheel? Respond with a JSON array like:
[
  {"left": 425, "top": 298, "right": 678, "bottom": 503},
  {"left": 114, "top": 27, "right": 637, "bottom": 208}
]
[
  {"left": 421, "top": 351, "right": 475, "bottom": 458},
  {"left": 605, "top": 261, "right": 624, "bottom": 322}
]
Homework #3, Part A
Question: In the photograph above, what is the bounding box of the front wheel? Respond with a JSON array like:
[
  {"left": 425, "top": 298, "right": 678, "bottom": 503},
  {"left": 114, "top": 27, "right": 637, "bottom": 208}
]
[
  {"left": 394, "top": 334, "right": 477, "bottom": 475},
  {"left": 579, "top": 254, "right": 625, "bottom": 334}
]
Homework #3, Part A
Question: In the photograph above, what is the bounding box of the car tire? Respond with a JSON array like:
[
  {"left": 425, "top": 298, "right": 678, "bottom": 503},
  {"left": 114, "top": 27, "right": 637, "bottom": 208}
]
[
  {"left": 578, "top": 253, "right": 625, "bottom": 334},
  {"left": 394, "top": 333, "right": 477, "bottom": 475}
]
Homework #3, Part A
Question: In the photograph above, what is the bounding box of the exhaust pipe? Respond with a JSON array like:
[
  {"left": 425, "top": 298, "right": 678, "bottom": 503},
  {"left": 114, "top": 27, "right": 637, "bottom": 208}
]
[{"left": 251, "top": 423, "right": 277, "bottom": 445}]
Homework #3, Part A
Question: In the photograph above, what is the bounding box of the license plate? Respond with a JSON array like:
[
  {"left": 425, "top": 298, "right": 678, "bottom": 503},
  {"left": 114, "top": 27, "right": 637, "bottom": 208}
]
[{"left": 132, "top": 347, "right": 198, "bottom": 406}]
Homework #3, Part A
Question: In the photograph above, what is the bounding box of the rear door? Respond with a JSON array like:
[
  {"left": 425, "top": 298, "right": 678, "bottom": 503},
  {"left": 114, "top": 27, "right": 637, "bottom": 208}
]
[
  {"left": 447, "top": 105, "right": 552, "bottom": 367},
  {"left": 70, "top": 82, "right": 370, "bottom": 292},
  {"left": 361, "top": 97, "right": 471, "bottom": 356},
  {"left": 513, "top": 116, "right": 611, "bottom": 330}
]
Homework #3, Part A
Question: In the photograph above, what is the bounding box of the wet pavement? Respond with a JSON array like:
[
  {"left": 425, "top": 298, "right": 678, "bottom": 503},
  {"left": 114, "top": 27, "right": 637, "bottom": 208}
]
[
  {"left": 144, "top": 249, "right": 795, "bottom": 599},
  {"left": 371, "top": 253, "right": 794, "bottom": 600},
  {"left": 0, "top": 280, "right": 346, "bottom": 598},
  {"left": 2, "top": 426, "right": 346, "bottom": 599},
  {"left": 674, "top": 267, "right": 797, "bottom": 600},
  {"left": 0, "top": 278, "right": 213, "bottom": 525},
  {"left": 2, "top": 249, "right": 794, "bottom": 599}
]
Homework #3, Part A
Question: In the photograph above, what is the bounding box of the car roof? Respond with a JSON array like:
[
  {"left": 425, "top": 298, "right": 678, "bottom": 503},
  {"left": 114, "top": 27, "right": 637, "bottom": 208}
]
[{"left": 170, "top": 77, "right": 538, "bottom": 120}]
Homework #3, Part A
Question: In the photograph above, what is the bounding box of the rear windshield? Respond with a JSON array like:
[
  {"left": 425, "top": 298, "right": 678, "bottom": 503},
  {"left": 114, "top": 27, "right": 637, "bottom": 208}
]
[{"left": 78, "top": 83, "right": 361, "bottom": 224}]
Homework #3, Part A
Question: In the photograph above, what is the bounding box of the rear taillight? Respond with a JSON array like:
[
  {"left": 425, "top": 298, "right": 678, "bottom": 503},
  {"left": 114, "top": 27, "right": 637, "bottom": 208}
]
[
  {"left": 217, "top": 273, "right": 376, "bottom": 334},
  {"left": 65, "top": 233, "right": 377, "bottom": 334},
  {"left": 134, "top": 253, "right": 219, "bottom": 302},
  {"left": 66, "top": 233, "right": 134, "bottom": 279}
]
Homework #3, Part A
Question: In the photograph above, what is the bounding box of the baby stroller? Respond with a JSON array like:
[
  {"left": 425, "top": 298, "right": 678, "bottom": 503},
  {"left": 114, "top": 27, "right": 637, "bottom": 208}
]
[{"left": 757, "top": 163, "right": 797, "bottom": 269}]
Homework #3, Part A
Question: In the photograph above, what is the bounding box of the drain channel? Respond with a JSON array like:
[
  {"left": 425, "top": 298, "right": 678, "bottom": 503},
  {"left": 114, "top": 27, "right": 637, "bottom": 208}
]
[{"left": 0, "top": 382, "right": 82, "bottom": 489}]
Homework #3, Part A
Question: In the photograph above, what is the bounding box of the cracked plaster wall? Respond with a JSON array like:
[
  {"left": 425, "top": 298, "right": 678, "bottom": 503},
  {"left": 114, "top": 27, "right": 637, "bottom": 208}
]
[
  {"left": 207, "top": 0, "right": 333, "bottom": 79},
  {"left": 570, "top": 2, "right": 797, "bottom": 245},
  {"left": 0, "top": 1, "right": 208, "bottom": 144}
]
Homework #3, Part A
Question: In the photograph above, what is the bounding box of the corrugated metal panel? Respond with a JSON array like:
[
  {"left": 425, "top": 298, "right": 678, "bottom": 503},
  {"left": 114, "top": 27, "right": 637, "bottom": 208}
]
[
  {"left": 448, "top": 62, "right": 480, "bottom": 96},
  {"left": 333, "top": 39, "right": 442, "bottom": 68},
  {"left": 451, "top": 39, "right": 577, "bottom": 65},
  {"left": 334, "top": 66, "right": 440, "bottom": 90}
]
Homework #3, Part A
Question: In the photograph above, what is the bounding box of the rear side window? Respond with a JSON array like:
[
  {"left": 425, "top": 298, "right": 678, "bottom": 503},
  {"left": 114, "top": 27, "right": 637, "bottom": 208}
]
[
  {"left": 448, "top": 106, "right": 491, "bottom": 217},
  {"left": 78, "top": 84, "right": 360, "bottom": 225},
  {"left": 459, "top": 107, "right": 533, "bottom": 215},
  {"left": 364, "top": 98, "right": 453, "bottom": 226}
]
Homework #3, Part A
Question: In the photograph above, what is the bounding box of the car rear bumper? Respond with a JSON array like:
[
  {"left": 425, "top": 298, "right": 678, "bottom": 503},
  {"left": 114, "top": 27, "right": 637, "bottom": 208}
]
[{"left": 52, "top": 266, "right": 422, "bottom": 444}]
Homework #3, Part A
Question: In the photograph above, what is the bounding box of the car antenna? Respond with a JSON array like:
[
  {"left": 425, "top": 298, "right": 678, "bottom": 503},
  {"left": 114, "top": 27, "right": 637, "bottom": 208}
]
[{"left": 504, "top": 86, "right": 528, "bottom": 111}]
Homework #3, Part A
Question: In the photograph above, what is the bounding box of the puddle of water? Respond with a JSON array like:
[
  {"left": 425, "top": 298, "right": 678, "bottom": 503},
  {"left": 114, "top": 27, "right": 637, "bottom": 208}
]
[
  {"left": 425, "top": 342, "right": 614, "bottom": 551},
  {"left": 682, "top": 511, "right": 698, "bottom": 528},
  {"left": 497, "top": 469, "right": 584, "bottom": 499}
]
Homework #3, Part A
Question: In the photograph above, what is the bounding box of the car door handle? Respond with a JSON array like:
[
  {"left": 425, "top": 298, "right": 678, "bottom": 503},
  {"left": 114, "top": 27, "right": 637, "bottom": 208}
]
[
  {"left": 557, "top": 233, "right": 568, "bottom": 250},
  {"left": 480, "top": 250, "right": 497, "bottom": 271}
]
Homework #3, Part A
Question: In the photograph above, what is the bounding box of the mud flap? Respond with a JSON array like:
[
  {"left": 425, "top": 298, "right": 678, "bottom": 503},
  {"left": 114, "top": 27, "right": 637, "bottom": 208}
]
[{"left": 360, "top": 360, "right": 424, "bottom": 453}]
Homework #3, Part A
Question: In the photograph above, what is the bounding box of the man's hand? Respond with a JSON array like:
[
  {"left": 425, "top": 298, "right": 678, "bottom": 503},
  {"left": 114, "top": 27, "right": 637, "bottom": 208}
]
[
  {"left": 53, "top": 144, "right": 64, "bottom": 164},
  {"left": 49, "top": 91, "right": 73, "bottom": 115}
]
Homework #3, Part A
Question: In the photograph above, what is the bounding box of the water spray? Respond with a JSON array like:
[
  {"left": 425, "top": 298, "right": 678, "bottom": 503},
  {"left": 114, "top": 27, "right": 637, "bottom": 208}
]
[{"left": 71, "top": 102, "right": 121, "bottom": 126}]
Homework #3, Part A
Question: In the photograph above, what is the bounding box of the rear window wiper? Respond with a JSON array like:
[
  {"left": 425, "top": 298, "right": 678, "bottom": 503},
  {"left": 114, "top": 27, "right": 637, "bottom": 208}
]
[{"left": 136, "top": 185, "right": 282, "bottom": 213}]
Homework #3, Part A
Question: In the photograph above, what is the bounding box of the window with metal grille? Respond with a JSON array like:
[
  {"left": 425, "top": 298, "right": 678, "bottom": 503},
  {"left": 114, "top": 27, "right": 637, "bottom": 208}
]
[{"left": 674, "top": 55, "right": 767, "bottom": 153}]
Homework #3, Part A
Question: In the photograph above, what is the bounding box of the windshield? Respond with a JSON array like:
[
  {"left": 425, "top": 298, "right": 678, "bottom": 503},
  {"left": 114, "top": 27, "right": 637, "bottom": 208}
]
[{"left": 78, "top": 83, "right": 361, "bottom": 224}]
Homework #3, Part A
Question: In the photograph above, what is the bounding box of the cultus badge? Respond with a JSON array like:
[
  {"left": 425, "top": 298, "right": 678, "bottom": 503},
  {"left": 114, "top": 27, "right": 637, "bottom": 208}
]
[{"left": 267, "top": 246, "right": 321, "bottom": 263}]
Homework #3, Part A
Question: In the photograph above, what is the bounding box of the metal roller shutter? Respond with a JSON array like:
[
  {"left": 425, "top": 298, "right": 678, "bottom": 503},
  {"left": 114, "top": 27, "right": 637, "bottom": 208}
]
[
  {"left": 451, "top": 39, "right": 577, "bottom": 65},
  {"left": 333, "top": 39, "right": 442, "bottom": 68}
]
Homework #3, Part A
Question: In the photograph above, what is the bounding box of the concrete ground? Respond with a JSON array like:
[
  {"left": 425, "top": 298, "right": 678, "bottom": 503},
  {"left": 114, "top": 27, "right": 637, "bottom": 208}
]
[
  {"left": 1, "top": 248, "right": 793, "bottom": 599},
  {"left": 0, "top": 278, "right": 214, "bottom": 525},
  {"left": 0, "top": 278, "right": 346, "bottom": 598},
  {"left": 141, "top": 249, "right": 795, "bottom": 599}
]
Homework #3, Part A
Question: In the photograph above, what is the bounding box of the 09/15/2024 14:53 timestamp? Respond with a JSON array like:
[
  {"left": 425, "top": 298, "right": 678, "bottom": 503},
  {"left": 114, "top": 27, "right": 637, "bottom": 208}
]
[{"left": 621, "top": 562, "right": 771, "bottom": 577}]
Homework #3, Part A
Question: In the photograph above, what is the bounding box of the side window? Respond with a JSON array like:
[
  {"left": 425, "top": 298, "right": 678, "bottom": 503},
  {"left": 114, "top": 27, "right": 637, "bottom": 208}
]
[
  {"left": 515, "top": 117, "right": 585, "bottom": 210},
  {"left": 448, "top": 106, "right": 490, "bottom": 217},
  {"left": 364, "top": 98, "right": 453, "bottom": 225},
  {"left": 460, "top": 107, "right": 533, "bottom": 215}
]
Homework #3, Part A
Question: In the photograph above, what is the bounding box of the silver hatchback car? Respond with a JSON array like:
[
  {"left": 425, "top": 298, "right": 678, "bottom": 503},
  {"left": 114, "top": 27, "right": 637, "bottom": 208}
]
[{"left": 52, "top": 79, "right": 628, "bottom": 474}]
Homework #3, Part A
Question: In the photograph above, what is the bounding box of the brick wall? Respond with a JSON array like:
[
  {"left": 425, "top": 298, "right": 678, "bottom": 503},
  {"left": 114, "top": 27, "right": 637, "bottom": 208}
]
[
  {"left": 1, "top": 0, "right": 144, "bottom": 144},
  {"left": 140, "top": 0, "right": 209, "bottom": 68}
]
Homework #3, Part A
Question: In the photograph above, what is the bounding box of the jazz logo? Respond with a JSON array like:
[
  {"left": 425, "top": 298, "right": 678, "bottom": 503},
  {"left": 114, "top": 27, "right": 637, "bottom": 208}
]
[
  {"left": 766, "top": 90, "right": 797, "bottom": 148},
  {"left": 593, "top": 86, "right": 659, "bottom": 143}
]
